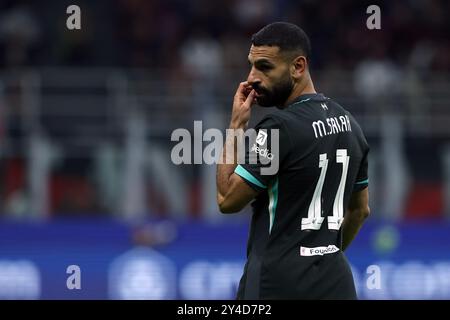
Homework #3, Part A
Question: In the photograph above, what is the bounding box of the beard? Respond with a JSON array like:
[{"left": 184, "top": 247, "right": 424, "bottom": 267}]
[{"left": 253, "top": 74, "right": 294, "bottom": 108}]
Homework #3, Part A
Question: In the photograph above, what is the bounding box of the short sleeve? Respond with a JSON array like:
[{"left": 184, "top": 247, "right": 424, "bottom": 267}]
[
  {"left": 353, "top": 148, "right": 369, "bottom": 192},
  {"left": 234, "top": 115, "right": 290, "bottom": 192}
]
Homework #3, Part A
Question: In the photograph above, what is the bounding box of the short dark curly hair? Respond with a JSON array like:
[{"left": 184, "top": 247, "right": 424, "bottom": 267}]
[{"left": 251, "top": 22, "right": 311, "bottom": 61}]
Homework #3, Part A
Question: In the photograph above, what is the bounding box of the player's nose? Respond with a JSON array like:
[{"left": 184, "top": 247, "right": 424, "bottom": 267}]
[{"left": 247, "top": 67, "right": 260, "bottom": 86}]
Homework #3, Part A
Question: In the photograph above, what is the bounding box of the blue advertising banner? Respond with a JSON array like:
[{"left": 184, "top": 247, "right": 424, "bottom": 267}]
[{"left": 0, "top": 219, "right": 449, "bottom": 299}]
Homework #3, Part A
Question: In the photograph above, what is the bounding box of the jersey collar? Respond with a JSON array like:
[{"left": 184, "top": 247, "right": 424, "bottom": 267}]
[{"left": 290, "top": 93, "right": 328, "bottom": 106}]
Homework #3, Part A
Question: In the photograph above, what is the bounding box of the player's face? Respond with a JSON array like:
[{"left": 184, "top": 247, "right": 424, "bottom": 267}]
[{"left": 247, "top": 45, "right": 294, "bottom": 107}]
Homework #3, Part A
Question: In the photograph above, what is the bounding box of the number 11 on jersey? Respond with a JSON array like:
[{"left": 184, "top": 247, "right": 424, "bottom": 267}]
[{"left": 301, "top": 149, "right": 350, "bottom": 231}]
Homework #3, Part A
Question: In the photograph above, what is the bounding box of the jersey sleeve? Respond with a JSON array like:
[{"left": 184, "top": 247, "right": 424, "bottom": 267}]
[
  {"left": 234, "top": 115, "right": 290, "bottom": 192},
  {"left": 353, "top": 147, "right": 369, "bottom": 192}
]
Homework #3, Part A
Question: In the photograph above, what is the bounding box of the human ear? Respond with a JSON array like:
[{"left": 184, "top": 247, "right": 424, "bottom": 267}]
[{"left": 291, "top": 56, "right": 307, "bottom": 79}]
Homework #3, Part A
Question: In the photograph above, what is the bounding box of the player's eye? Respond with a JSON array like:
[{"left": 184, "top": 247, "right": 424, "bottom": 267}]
[{"left": 256, "top": 63, "right": 273, "bottom": 71}]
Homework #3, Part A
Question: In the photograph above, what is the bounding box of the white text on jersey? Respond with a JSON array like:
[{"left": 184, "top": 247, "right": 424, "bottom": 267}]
[{"left": 312, "top": 115, "right": 352, "bottom": 139}]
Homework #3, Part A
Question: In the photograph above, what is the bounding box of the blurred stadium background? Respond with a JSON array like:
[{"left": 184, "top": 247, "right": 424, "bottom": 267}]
[{"left": 0, "top": 0, "right": 449, "bottom": 299}]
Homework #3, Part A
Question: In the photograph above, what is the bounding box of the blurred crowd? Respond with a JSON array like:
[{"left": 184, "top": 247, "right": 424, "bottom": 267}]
[{"left": 0, "top": 0, "right": 448, "bottom": 71}]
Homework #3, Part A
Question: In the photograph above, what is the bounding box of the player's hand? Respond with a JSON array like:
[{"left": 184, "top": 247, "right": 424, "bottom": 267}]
[{"left": 230, "top": 81, "right": 256, "bottom": 130}]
